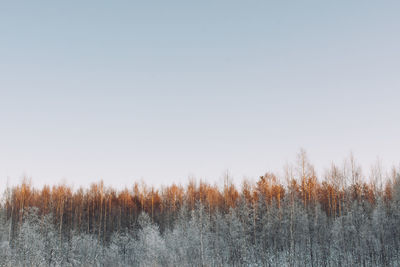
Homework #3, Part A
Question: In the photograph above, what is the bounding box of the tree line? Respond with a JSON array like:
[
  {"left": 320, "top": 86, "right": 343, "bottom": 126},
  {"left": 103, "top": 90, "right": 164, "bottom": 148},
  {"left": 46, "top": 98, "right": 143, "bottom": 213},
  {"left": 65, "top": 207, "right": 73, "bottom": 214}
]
[{"left": 0, "top": 150, "right": 400, "bottom": 266}]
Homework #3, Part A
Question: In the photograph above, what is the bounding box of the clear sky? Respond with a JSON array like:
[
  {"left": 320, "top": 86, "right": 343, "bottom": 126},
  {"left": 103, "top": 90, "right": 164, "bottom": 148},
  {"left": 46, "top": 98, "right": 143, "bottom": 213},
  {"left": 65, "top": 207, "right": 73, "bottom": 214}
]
[{"left": 1, "top": 1, "right": 399, "bottom": 189}]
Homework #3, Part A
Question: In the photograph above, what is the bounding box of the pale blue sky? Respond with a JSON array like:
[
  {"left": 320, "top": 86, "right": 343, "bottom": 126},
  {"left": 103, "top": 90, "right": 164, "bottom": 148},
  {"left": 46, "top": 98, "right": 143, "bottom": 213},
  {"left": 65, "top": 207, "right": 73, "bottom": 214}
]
[{"left": 1, "top": 1, "right": 399, "bottom": 189}]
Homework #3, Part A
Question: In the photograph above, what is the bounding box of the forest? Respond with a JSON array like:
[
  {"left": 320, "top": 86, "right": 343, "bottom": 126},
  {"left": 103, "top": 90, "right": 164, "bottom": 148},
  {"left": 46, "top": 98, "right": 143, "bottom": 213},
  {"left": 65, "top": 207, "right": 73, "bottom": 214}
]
[{"left": 1, "top": 151, "right": 400, "bottom": 266}]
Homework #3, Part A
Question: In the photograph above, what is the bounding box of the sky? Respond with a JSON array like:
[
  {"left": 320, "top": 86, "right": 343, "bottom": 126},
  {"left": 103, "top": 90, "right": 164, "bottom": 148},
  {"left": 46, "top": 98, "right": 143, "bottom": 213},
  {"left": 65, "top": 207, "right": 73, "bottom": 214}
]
[{"left": 0, "top": 1, "right": 400, "bottom": 190}]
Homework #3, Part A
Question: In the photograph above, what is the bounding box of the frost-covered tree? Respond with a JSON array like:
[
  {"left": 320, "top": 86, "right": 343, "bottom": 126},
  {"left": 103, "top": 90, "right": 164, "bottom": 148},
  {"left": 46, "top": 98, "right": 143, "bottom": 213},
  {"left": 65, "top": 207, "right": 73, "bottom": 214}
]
[{"left": 1, "top": 154, "right": 400, "bottom": 266}]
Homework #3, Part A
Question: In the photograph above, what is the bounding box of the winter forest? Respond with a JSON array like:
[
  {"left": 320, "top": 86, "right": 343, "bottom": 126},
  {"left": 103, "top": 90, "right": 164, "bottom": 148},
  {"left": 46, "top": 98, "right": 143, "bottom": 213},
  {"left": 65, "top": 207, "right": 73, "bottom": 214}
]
[{"left": 1, "top": 151, "right": 400, "bottom": 266}]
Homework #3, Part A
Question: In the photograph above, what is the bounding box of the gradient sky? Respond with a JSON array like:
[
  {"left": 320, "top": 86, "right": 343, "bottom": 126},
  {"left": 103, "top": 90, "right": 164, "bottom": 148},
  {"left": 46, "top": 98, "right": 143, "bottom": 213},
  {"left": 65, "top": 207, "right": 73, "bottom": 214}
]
[{"left": 1, "top": 1, "right": 400, "bottom": 190}]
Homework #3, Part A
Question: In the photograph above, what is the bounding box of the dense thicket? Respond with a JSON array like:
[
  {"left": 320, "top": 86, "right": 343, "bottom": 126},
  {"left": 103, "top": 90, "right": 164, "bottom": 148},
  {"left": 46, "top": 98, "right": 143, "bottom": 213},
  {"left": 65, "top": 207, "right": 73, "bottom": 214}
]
[{"left": 1, "top": 151, "right": 400, "bottom": 266}]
